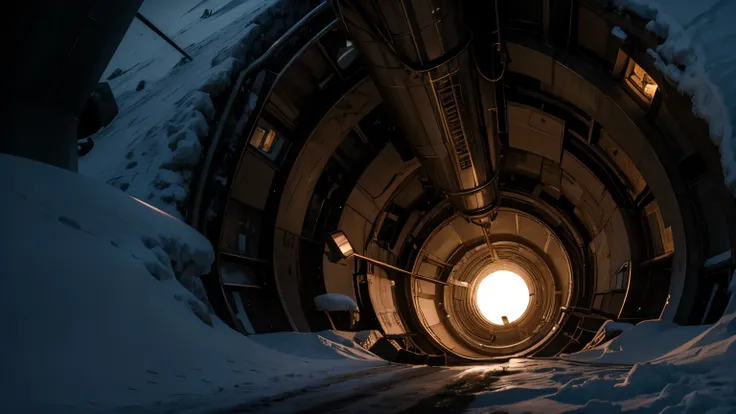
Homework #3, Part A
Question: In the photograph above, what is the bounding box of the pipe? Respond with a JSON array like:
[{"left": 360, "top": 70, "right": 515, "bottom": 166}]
[
  {"left": 353, "top": 253, "right": 456, "bottom": 287},
  {"left": 1, "top": 0, "right": 143, "bottom": 171},
  {"left": 335, "top": 0, "right": 503, "bottom": 228}
]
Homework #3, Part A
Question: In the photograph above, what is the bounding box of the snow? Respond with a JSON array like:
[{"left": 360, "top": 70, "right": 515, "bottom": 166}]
[
  {"left": 0, "top": 155, "right": 387, "bottom": 413},
  {"left": 104, "top": 0, "right": 274, "bottom": 96},
  {"left": 81, "top": 0, "right": 278, "bottom": 219},
  {"left": 314, "top": 293, "right": 359, "bottom": 312},
  {"left": 564, "top": 320, "right": 708, "bottom": 365},
  {"left": 464, "top": 271, "right": 736, "bottom": 413},
  {"left": 612, "top": 25, "right": 628, "bottom": 41},
  {"left": 335, "top": 330, "right": 385, "bottom": 351},
  {"left": 614, "top": 0, "right": 736, "bottom": 195},
  {"left": 704, "top": 249, "right": 733, "bottom": 267},
  {"left": 249, "top": 331, "right": 378, "bottom": 360}
]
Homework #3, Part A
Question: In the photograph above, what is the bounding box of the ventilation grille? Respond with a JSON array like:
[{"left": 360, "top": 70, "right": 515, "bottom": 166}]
[{"left": 435, "top": 75, "right": 472, "bottom": 170}]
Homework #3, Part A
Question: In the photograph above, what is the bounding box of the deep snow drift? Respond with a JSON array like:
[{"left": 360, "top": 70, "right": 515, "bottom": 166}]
[
  {"left": 614, "top": 0, "right": 736, "bottom": 194},
  {"left": 564, "top": 320, "right": 709, "bottom": 365},
  {"left": 0, "top": 155, "right": 386, "bottom": 413}
]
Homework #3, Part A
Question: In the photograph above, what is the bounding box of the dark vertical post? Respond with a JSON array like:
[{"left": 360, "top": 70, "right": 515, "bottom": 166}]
[{"left": 2, "top": 0, "right": 143, "bottom": 171}]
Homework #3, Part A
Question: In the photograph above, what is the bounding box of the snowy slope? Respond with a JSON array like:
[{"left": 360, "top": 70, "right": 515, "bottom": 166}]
[
  {"left": 103, "top": 0, "right": 274, "bottom": 96},
  {"left": 0, "top": 155, "right": 387, "bottom": 414},
  {"left": 614, "top": 0, "right": 736, "bottom": 195},
  {"left": 81, "top": 0, "right": 281, "bottom": 219},
  {"left": 564, "top": 320, "right": 709, "bottom": 365}
]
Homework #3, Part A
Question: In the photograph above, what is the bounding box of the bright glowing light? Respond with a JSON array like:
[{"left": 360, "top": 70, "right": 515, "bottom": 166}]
[{"left": 476, "top": 270, "right": 530, "bottom": 325}]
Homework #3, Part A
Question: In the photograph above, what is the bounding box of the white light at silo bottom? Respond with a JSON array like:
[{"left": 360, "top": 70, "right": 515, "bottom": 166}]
[{"left": 476, "top": 270, "right": 530, "bottom": 325}]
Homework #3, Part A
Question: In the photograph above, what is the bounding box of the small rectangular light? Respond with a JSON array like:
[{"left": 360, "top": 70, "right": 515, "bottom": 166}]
[
  {"left": 332, "top": 232, "right": 354, "bottom": 257},
  {"left": 326, "top": 231, "right": 354, "bottom": 262},
  {"left": 626, "top": 61, "right": 659, "bottom": 101}
]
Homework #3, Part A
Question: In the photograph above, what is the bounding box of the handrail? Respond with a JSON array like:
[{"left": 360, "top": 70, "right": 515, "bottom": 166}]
[{"left": 191, "top": 1, "right": 331, "bottom": 229}]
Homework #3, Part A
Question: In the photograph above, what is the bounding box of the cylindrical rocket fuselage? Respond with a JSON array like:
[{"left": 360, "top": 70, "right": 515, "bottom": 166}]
[{"left": 337, "top": 0, "right": 501, "bottom": 227}]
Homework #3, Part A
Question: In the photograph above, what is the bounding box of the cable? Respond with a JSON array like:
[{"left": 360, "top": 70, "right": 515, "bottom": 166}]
[
  {"left": 474, "top": 47, "right": 506, "bottom": 83},
  {"left": 473, "top": 0, "right": 507, "bottom": 83}
]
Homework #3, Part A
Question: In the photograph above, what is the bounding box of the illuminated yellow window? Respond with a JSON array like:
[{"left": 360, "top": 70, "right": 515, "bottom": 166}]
[
  {"left": 626, "top": 61, "right": 658, "bottom": 101},
  {"left": 260, "top": 130, "right": 277, "bottom": 153},
  {"left": 250, "top": 127, "right": 266, "bottom": 149},
  {"left": 249, "top": 127, "right": 277, "bottom": 153}
]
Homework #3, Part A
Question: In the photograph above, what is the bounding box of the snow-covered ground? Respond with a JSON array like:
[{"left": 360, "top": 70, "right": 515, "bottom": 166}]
[
  {"left": 0, "top": 155, "right": 387, "bottom": 414},
  {"left": 614, "top": 0, "right": 736, "bottom": 195}
]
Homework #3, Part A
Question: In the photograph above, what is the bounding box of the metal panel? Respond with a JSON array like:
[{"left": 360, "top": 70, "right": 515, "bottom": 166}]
[
  {"left": 488, "top": 210, "right": 518, "bottom": 236},
  {"left": 368, "top": 272, "right": 406, "bottom": 335},
  {"left": 346, "top": 187, "right": 380, "bottom": 225},
  {"left": 592, "top": 230, "right": 612, "bottom": 294},
  {"left": 561, "top": 172, "right": 584, "bottom": 205},
  {"left": 541, "top": 160, "right": 563, "bottom": 192},
  {"left": 273, "top": 228, "right": 311, "bottom": 332},
  {"left": 221, "top": 262, "right": 261, "bottom": 286},
  {"left": 607, "top": 210, "right": 632, "bottom": 273},
  {"left": 508, "top": 103, "right": 565, "bottom": 163},
  {"left": 418, "top": 298, "right": 441, "bottom": 327},
  {"left": 417, "top": 261, "right": 441, "bottom": 280},
  {"left": 322, "top": 206, "right": 368, "bottom": 300},
  {"left": 598, "top": 129, "right": 647, "bottom": 197},
  {"left": 418, "top": 280, "right": 437, "bottom": 297},
  {"left": 322, "top": 260, "right": 357, "bottom": 300},
  {"left": 518, "top": 215, "right": 549, "bottom": 251},
  {"left": 428, "top": 322, "right": 484, "bottom": 359},
  {"left": 423, "top": 224, "right": 462, "bottom": 261},
  {"left": 508, "top": 151, "right": 544, "bottom": 177},
  {"left": 507, "top": 43, "right": 554, "bottom": 85},
  {"left": 391, "top": 172, "right": 425, "bottom": 208},
  {"left": 230, "top": 151, "right": 276, "bottom": 210},
  {"left": 450, "top": 216, "right": 485, "bottom": 242},
  {"left": 275, "top": 78, "right": 381, "bottom": 234},
  {"left": 356, "top": 143, "right": 405, "bottom": 198},
  {"left": 561, "top": 152, "right": 605, "bottom": 199},
  {"left": 577, "top": 5, "right": 611, "bottom": 58},
  {"left": 580, "top": 190, "right": 606, "bottom": 230}
]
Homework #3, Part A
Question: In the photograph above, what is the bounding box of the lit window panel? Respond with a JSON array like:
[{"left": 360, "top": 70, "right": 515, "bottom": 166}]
[
  {"left": 250, "top": 127, "right": 267, "bottom": 149},
  {"left": 260, "top": 130, "right": 277, "bottom": 153},
  {"left": 626, "top": 61, "right": 659, "bottom": 101}
]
